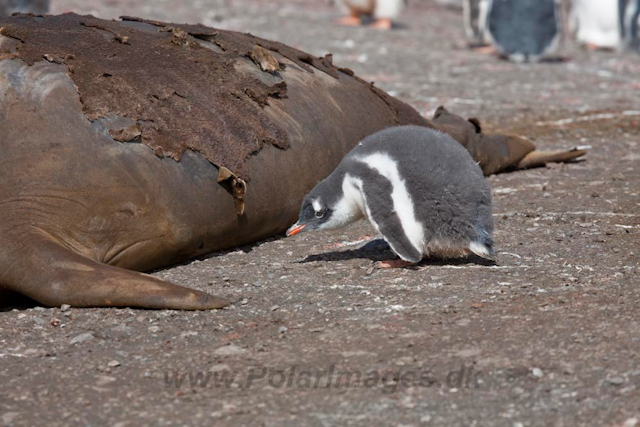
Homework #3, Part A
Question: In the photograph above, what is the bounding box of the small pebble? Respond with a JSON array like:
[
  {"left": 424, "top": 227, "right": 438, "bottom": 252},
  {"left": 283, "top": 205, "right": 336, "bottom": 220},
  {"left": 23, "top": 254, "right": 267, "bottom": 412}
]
[
  {"left": 278, "top": 326, "right": 288, "bottom": 334},
  {"left": 531, "top": 368, "right": 544, "bottom": 379},
  {"left": 60, "top": 304, "right": 71, "bottom": 312},
  {"left": 420, "top": 415, "right": 432, "bottom": 423},
  {"left": 214, "top": 344, "right": 246, "bottom": 356},
  {"left": 608, "top": 376, "right": 625, "bottom": 386},
  {"left": 70, "top": 332, "right": 94, "bottom": 345},
  {"left": 107, "top": 360, "right": 121, "bottom": 368}
]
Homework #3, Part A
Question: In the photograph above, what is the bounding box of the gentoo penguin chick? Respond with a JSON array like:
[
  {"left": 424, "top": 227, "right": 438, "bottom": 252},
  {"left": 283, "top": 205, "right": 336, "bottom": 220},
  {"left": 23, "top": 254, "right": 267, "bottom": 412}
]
[
  {"left": 286, "top": 126, "right": 495, "bottom": 267},
  {"left": 335, "top": 0, "right": 406, "bottom": 30}
]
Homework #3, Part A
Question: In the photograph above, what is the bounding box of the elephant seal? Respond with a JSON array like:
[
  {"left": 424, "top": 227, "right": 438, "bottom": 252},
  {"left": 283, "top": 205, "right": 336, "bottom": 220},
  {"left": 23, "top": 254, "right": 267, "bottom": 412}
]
[{"left": 0, "top": 14, "right": 585, "bottom": 309}]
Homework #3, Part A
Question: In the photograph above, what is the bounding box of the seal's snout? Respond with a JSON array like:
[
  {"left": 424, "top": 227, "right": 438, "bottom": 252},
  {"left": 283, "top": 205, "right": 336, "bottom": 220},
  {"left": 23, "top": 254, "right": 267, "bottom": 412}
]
[{"left": 286, "top": 223, "right": 306, "bottom": 237}]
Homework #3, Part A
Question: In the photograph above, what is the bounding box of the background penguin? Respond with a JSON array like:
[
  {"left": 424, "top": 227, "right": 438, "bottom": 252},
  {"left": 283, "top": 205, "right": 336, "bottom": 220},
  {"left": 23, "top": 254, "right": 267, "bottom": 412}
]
[
  {"left": 484, "top": 0, "right": 562, "bottom": 62},
  {"left": 334, "top": 0, "right": 407, "bottom": 30},
  {"left": 571, "top": 0, "right": 622, "bottom": 49},
  {"left": 286, "top": 126, "right": 495, "bottom": 268},
  {"left": 621, "top": 0, "right": 640, "bottom": 50},
  {"left": 568, "top": 0, "right": 639, "bottom": 51},
  {"left": 463, "top": 0, "right": 490, "bottom": 47},
  {"left": 0, "top": 0, "right": 49, "bottom": 17}
]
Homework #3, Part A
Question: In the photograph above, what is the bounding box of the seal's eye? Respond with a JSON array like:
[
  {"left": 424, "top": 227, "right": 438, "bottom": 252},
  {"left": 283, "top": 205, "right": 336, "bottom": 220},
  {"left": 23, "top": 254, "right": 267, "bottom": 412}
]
[{"left": 315, "top": 209, "right": 325, "bottom": 219}]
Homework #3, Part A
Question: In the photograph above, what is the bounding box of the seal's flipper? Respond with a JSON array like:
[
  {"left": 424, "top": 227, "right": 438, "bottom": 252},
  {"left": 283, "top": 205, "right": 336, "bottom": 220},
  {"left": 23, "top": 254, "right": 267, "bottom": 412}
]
[
  {"left": 516, "top": 148, "right": 587, "bottom": 170},
  {"left": 429, "top": 107, "right": 589, "bottom": 175},
  {"left": 0, "top": 235, "right": 228, "bottom": 310}
]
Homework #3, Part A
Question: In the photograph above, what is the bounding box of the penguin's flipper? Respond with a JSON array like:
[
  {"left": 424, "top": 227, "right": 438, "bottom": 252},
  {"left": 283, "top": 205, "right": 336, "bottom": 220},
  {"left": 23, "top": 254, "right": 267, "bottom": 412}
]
[
  {"left": 356, "top": 169, "right": 424, "bottom": 264},
  {"left": 516, "top": 148, "right": 587, "bottom": 170}
]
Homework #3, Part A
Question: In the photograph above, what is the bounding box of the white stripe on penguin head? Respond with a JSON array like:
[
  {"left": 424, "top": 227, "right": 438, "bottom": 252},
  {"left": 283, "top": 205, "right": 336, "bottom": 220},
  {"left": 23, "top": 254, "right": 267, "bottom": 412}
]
[
  {"left": 318, "top": 174, "right": 366, "bottom": 230},
  {"left": 356, "top": 152, "right": 425, "bottom": 254}
]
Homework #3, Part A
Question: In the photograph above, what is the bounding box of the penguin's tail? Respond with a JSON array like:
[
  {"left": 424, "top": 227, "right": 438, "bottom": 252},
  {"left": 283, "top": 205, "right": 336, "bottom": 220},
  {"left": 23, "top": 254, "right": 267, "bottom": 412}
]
[
  {"left": 469, "top": 241, "right": 496, "bottom": 262},
  {"left": 469, "top": 226, "right": 497, "bottom": 262}
]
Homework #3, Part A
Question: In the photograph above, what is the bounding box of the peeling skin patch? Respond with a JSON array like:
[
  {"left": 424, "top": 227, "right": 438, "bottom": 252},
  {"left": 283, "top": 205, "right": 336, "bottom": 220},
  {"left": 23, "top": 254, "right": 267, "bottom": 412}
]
[
  {"left": 0, "top": 13, "right": 350, "bottom": 181},
  {"left": 108, "top": 123, "right": 142, "bottom": 143},
  {"left": 245, "top": 81, "right": 287, "bottom": 107},
  {"left": 248, "top": 45, "right": 281, "bottom": 73},
  {"left": 118, "top": 16, "right": 340, "bottom": 80}
]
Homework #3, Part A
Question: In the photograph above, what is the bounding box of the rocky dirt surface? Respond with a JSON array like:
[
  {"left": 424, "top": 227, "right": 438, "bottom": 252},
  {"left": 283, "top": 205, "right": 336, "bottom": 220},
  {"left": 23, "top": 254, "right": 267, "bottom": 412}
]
[{"left": 1, "top": 1, "right": 639, "bottom": 426}]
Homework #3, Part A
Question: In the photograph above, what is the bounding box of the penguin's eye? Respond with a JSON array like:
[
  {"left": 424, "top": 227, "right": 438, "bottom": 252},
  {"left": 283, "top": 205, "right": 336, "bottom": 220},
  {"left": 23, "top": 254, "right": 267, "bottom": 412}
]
[{"left": 315, "top": 209, "right": 325, "bottom": 219}]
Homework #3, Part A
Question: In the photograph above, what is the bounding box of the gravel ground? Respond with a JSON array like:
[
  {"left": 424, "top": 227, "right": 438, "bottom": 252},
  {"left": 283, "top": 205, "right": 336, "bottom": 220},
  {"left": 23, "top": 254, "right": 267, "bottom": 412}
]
[{"left": 1, "top": 1, "right": 640, "bottom": 426}]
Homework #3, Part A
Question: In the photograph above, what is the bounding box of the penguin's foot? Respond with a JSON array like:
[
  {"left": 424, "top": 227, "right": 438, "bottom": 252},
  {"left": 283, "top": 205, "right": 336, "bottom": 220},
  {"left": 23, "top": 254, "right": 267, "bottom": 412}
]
[
  {"left": 370, "top": 18, "right": 393, "bottom": 30},
  {"left": 471, "top": 45, "right": 497, "bottom": 55},
  {"left": 584, "top": 42, "right": 615, "bottom": 52},
  {"left": 337, "top": 14, "right": 363, "bottom": 26},
  {"left": 376, "top": 259, "right": 415, "bottom": 269}
]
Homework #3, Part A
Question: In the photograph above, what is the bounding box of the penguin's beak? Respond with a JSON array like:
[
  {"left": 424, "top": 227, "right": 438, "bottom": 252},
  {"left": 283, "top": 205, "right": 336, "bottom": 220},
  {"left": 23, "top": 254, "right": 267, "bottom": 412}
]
[{"left": 286, "top": 222, "right": 306, "bottom": 236}]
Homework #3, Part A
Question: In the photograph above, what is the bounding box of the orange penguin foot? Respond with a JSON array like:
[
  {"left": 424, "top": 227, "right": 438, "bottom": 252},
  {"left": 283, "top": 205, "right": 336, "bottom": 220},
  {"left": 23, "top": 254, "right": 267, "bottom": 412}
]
[
  {"left": 370, "top": 18, "right": 393, "bottom": 30},
  {"left": 376, "top": 259, "right": 416, "bottom": 269},
  {"left": 584, "top": 43, "right": 615, "bottom": 52},
  {"left": 338, "top": 14, "right": 363, "bottom": 26},
  {"left": 472, "top": 45, "right": 497, "bottom": 54}
]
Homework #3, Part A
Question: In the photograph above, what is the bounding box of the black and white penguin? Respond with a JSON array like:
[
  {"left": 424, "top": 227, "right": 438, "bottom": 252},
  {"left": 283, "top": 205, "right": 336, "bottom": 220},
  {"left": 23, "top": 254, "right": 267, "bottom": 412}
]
[
  {"left": 0, "top": 0, "right": 49, "bottom": 17},
  {"left": 463, "top": 0, "right": 490, "bottom": 46},
  {"left": 569, "top": 0, "right": 639, "bottom": 51},
  {"left": 484, "top": 0, "right": 562, "bottom": 62},
  {"left": 621, "top": 0, "right": 640, "bottom": 50},
  {"left": 286, "top": 126, "right": 495, "bottom": 266},
  {"left": 571, "top": 0, "right": 622, "bottom": 49}
]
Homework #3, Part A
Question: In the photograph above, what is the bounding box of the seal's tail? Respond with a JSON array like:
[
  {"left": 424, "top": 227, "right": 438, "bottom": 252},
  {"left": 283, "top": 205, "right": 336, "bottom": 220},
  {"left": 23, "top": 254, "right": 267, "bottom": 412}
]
[{"left": 0, "top": 233, "right": 228, "bottom": 310}]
